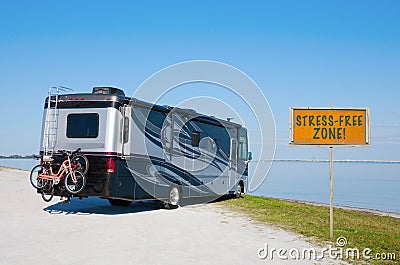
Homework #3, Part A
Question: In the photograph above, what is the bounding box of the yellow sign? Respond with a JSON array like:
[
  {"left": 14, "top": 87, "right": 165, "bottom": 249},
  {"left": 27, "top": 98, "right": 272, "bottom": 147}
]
[{"left": 290, "top": 108, "right": 370, "bottom": 146}]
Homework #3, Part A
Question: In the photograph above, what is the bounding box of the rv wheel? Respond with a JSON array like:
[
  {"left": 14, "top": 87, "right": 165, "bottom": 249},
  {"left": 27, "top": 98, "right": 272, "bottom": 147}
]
[
  {"left": 235, "top": 182, "right": 243, "bottom": 198},
  {"left": 165, "top": 185, "right": 180, "bottom": 209}
]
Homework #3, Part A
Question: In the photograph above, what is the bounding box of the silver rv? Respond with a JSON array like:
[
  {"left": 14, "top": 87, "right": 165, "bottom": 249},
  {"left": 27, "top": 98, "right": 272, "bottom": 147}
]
[{"left": 38, "top": 87, "right": 250, "bottom": 207}]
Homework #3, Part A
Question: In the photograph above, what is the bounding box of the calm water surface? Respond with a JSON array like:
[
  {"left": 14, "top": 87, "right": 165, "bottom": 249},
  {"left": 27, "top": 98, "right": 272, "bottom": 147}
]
[
  {"left": 0, "top": 158, "right": 38, "bottom": 171},
  {"left": 251, "top": 161, "right": 399, "bottom": 213}
]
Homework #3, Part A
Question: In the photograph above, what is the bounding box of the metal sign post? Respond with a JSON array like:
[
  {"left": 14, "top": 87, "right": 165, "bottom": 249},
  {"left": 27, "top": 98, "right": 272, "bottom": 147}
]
[
  {"left": 289, "top": 106, "right": 370, "bottom": 239},
  {"left": 329, "top": 146, "right": 333, "bottom": 239}
]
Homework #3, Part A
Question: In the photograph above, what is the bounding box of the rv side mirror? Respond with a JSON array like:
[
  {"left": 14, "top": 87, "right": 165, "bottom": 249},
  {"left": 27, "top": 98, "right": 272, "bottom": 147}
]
[{"left": 248, "top": 151, "right": 252, "bottom": 161}]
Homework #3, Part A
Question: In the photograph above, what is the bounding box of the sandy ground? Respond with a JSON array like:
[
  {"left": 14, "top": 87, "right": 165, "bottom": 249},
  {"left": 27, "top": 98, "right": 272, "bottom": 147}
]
[{"left": 0, "top": 167, "right": 346, "bottom": 265}]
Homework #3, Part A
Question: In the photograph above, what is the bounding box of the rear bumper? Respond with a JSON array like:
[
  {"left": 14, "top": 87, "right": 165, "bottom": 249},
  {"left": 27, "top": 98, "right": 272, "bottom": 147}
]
[{"left": 49, "top": 172, "right": 112, "bottom": 198}]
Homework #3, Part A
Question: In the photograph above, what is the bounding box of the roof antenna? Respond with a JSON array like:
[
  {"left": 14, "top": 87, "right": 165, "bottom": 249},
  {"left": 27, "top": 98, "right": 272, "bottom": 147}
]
[{"left": 227, "top": 117, "right": 233, "bottom": 122}]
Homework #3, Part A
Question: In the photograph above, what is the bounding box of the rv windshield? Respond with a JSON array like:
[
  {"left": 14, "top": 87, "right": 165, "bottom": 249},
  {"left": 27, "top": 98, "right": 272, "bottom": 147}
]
[{"left": 67, "top": 113, "right": 99, "bottom": 138}]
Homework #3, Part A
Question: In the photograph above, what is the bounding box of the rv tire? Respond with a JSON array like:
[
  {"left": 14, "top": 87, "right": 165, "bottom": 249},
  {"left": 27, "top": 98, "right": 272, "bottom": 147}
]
[
  {"left": 165, "top": 185, "right": 180, "bottom": 209},
  {"left": 235, "top": 182, "right": 243, "bottom": 198}
]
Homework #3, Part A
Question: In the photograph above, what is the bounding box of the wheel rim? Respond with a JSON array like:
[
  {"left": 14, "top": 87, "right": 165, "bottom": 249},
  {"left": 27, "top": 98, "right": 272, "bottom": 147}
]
[
  {"left": 169, "top": 187, "right": 179, "bottom": 205},
  {"left": 65, "top": 170, "right": 86, "bottom": 194},
  {"left": 72, "top": 155, "right": 89, "bottom": 175},
  {"left": 30, "top": 165, "right": 46, "bottom": 189},
  {"left": 236, "top": 183, "right": 242, "bottom": 197}
]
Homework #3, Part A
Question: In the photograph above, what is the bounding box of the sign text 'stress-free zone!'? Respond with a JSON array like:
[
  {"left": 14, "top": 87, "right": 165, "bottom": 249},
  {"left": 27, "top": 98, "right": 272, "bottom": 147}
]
[
  {"left": 289, "top": 107, "right": 370, "bottom": 239},
  {"left": 290, "top": 108, "right": 370, "bottom": 146}
]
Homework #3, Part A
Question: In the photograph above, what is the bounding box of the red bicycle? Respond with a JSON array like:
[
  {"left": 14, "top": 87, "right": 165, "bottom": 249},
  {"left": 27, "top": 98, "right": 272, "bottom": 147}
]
[{"left": 30, "top": 148, "right": 88, "bottom": 202}]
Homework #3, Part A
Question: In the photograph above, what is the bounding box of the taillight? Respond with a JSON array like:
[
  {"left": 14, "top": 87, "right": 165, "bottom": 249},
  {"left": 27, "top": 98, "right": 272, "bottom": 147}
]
[{"left": 106, "top": 158, "right": 115, "bottom": 173}]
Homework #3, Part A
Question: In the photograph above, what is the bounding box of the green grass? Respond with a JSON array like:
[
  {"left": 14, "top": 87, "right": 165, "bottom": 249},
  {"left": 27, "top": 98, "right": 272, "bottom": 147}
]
[{"left": 219, "top": 195, "right": 400, "bottom": 264}]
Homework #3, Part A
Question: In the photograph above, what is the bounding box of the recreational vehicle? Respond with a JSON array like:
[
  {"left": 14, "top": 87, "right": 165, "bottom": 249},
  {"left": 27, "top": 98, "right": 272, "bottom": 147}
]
[{"left": 37, "top": 87, "right": 250, "bottom": 207}]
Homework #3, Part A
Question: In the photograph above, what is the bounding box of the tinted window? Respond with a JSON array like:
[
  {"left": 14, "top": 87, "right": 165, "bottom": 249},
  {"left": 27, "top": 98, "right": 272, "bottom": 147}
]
[
  {"left": 67, "top": 113, "right": 99, "bottom": 138},
  {"left": 239, "top": 136, "right": 248, "bottom": 159},
  {"left": 123, "top": 117, "right": 129, "bottom": 143},
  {"left": 192, "top": 132, "right": 200, "bottom": 147}
]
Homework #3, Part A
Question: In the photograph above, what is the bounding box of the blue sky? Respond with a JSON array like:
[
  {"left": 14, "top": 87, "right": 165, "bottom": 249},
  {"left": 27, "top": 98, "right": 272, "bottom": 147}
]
[{"left": 0, "top": 0, "right": 399, "bottom": 160}]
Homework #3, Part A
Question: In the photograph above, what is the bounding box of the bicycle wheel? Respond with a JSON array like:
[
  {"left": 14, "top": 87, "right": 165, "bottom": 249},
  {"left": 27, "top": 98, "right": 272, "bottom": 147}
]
[
  {"left": 41, "top": 185, "right": 54, "bottom": 202},
  {"left": 30, "top": 165, "right": 47, "bottom": 189},
  {"left": 71, "top": 155, "right": 89, "bottom": 175},
  {"left": 65, "top": 170, "right": 86, "bottom": 194}
]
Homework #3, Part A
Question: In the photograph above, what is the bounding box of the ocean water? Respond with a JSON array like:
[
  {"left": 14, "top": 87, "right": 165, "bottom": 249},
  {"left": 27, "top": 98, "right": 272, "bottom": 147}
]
[
  {"left": 0, "top": 158, "right": 39, "bottom": 171},
  {"left": 1, "top": 158, "right": 399, "bottom": 213},
  {"left": 251, "top": 161, "right": 400, "bottom": 213}
]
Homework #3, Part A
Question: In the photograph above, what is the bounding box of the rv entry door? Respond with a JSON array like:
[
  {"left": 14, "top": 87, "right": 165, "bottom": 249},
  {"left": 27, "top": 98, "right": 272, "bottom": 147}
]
[
  {"left": 229, "top": 138, "right": 238, "bottom": 189},
  {"left": 121, "top": 106, "right": 131, "bottom": 157}
]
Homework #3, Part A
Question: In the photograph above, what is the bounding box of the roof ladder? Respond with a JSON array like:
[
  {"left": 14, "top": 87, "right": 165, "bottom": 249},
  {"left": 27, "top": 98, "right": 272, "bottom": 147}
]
[{"left": 43, "top": 86, "right": 73, "bottom": 156}]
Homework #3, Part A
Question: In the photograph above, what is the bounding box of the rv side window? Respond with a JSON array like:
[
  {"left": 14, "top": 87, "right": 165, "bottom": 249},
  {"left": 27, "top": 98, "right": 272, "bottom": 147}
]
[
  {"left": 123, "top": 117, "right": 129, "bottom": 143},
  {"left": 67, "top": 113, "right": 99, "bottom": 138},
  {"left": 239, "top": 137, "right": 248, "bottom": 160},
  {"left": 192, "top": 132, "right": 200, "bottom": 147}
]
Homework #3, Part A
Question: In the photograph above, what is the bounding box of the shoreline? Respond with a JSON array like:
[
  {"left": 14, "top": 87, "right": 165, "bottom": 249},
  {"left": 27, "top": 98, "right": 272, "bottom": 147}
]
[
  {"left": 0, "top": 165, "right": 28, "bottom": 171},
  {"left": 254, "top": 195, "right": 400, "bottom": 219},
  {"left": 277, "top": 197, "right": 400, "bottom": 219}
]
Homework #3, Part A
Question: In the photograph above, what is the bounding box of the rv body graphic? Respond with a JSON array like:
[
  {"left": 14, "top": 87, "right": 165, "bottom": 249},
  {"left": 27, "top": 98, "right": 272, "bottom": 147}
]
[{"left": 39, "top": 87, "right": 250, "bottom": 205}]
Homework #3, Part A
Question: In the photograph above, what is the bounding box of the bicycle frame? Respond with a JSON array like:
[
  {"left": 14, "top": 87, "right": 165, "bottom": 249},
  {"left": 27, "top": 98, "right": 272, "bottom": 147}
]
[{"left": 39, "top": 155, "right": 78, "bottom": 186}]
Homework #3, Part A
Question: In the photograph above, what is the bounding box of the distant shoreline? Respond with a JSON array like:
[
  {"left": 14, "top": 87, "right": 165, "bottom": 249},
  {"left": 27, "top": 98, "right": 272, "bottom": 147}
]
[
  {"left": 255, "top": 159, "right": 400, "bottom": 164},
  {"left": 0, "top": 156, "right": 37, "bottom": 159},
  {"left": 0, "top": 165, "right": 26, "bottom": 171}
]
